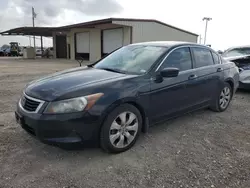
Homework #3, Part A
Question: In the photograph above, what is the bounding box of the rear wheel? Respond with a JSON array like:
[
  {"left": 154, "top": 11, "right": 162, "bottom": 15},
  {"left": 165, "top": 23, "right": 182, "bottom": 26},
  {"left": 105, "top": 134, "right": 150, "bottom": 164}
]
[
  {"left": 100, "top": 104, "right": 142, "bottom": 153},
  {"left": 210, "top": 82, "right": 232, "bottom": 112}
]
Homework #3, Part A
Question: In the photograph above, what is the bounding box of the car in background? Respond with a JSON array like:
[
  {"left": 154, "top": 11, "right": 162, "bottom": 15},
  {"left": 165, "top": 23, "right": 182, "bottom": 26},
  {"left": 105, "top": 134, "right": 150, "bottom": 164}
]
[
  {"left": 42, "top": 47, "right": 53, "bottom": 58},
  {"left": 0, "top": 48, "right": 4, "bottom": 56},
  {"left": 0, "top": 45, "right": 10, "bottom": 56},
  {"left": 15, "top": 41, "right": 239, "bottom": 153},
  {"left": 222, "top": 46, "right": 250, "bottom": 58},
  {"left": 222, "top": 46, "right": 250, "bottom": 90},
  {"left": 4, "top": 47, "right": 11, "bottom": 56},
  {"left": 223, "top": 55, "right": 250, "bottom": 90},
  {"left": 36, "top": 48, "right": 44, "bottom": 56}
]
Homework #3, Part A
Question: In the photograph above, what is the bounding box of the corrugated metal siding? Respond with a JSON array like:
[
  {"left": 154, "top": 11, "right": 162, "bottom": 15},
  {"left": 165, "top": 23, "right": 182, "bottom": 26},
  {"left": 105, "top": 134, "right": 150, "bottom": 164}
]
[
  {"left": 113, "top": 21, "right": 197, "bottom": 43},
  {"left": 122, "top": 27, "right": 131, "bottom": 45}
]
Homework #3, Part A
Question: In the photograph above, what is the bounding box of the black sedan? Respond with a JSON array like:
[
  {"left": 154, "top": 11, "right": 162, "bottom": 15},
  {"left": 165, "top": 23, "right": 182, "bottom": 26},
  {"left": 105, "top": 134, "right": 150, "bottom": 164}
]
[{"left": 15, "top": 41, "right": 239, "bottom": 153}]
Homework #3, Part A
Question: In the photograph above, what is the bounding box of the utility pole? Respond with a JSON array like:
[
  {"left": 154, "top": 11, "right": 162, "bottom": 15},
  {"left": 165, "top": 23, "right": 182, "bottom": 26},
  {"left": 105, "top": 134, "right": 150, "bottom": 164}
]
[
  {"left": 202, "top": 17, "right": 212, "bottom": 45},
  {"left": 32, "top": 7, "right": 37, "bottom": 48}
]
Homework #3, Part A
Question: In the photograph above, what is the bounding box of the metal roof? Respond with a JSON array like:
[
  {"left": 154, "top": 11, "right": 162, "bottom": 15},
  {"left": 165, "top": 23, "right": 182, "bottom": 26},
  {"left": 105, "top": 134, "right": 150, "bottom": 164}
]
[
  {"left": 0, "top": 17, "right": 198, "bottom": 37},
  {"left": 0, "top": 26, "right": 58, "bottom": 37},
  {"left": 59, "top": 18, "right": 198, "bottom": 36}
]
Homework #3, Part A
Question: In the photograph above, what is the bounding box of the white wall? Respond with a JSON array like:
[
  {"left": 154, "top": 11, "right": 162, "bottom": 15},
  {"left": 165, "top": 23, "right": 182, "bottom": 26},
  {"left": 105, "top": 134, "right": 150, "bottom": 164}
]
[
  {"left": 113, "top": 21, "right": 198, "bottom": 43},
  {"left": 123, "top": 27, "right": 131, "bottom": 45}
]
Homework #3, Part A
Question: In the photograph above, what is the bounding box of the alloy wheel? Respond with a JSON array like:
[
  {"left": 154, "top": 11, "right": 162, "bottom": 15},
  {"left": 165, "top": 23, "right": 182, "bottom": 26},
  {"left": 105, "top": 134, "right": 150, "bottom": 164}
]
[
  {"left": 109, "top": 111, "right": 139, "bottom": 149},
  {"left": 219, "top": 86, "right": 231, "bottom": 109}
]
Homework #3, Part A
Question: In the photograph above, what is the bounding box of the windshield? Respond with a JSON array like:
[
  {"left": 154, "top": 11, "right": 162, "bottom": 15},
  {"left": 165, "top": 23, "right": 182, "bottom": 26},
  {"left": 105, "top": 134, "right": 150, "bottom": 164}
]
[
  {"left": 94, "top": 45, "right": 168, "bottom": 74},
  {"left": 222, "top": 47, "right": 250, "bottom": 57}
]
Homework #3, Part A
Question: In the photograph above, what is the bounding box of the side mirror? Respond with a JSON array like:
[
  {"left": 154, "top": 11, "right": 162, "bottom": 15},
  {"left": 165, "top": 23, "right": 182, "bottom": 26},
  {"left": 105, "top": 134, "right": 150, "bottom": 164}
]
[{"left": 160, "top": 67, "right": 179, "bottom": 77}]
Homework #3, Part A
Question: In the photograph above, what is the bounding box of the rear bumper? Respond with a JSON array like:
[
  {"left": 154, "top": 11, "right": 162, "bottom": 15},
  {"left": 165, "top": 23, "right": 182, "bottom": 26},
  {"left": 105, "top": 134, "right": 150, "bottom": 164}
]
[{"left": 15, "top": 103, "right": 103, "bottom": 147}]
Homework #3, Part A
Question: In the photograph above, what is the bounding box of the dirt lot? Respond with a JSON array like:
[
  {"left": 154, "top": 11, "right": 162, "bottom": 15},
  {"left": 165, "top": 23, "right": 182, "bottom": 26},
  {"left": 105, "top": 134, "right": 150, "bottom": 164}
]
[{"left": 0, "top": 57, "right": 250, "bottom": 188}]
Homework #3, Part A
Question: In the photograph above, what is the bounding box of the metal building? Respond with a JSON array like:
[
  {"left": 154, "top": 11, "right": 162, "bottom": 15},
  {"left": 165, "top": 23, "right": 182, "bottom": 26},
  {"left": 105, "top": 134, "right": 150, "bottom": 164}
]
[
  {"left": 1, "top": 18, "right": 198, "bottom": 62},
  {"left": 61, "top": 18, "right": 198, "bottom": 62}
]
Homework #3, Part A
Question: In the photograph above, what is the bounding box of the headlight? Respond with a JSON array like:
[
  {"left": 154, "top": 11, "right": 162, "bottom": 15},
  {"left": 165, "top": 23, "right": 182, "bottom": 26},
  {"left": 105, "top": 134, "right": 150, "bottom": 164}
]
[{"left": 44, "top": 93, "right": 103, "bottom": 114}]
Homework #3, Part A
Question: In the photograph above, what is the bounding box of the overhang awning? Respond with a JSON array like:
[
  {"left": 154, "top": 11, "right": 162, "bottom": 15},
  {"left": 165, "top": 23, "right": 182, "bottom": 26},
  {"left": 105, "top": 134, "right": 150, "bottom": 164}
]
[{"left": 0, "top": 27, "right": 59, "bottom": 37}]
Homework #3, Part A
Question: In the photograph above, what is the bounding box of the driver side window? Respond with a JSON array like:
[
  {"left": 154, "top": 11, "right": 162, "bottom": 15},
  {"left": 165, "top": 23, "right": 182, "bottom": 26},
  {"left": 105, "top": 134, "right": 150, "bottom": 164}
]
[{"left": 160, "top": 47, "right": 192, "bottom": 71}]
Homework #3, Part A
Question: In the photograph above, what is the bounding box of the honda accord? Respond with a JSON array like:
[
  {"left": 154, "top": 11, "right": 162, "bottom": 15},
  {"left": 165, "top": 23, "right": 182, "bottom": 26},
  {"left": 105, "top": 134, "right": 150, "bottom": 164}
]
[{"left": 15, "top": 41, "right": 239, "bottom": 153}]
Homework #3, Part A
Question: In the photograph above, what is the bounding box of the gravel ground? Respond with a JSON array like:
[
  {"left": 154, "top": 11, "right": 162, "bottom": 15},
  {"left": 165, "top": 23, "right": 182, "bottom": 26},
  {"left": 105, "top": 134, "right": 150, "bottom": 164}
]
[{"left": 0, "top": 58, "right": 250, "bottom": 188}]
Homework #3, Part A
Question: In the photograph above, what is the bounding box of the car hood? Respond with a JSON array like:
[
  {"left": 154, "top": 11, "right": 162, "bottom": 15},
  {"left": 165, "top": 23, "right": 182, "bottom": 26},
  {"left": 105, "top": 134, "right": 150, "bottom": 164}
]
[
  {"left": 223, "top": 54, "right": 250, "bottom": 61},
  {"left": 25, "top": 66, "right": 127, "bottom": 101}
]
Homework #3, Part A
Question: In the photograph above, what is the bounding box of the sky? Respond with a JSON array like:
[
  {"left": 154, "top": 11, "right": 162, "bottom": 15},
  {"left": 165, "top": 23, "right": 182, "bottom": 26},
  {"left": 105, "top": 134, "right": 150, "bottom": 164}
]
[{"left": 0, "top": 0, "right": 249, "bottom": 51}]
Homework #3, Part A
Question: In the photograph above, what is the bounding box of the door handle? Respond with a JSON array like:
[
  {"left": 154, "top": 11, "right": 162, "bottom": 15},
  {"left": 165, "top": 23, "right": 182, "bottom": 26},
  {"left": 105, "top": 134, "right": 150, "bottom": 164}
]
[
  {"left": 217, "top": 68, "right": 223, "bottom": 72},
  {"left": 188, "top": 74, "right": 197, "bottom": 80}
]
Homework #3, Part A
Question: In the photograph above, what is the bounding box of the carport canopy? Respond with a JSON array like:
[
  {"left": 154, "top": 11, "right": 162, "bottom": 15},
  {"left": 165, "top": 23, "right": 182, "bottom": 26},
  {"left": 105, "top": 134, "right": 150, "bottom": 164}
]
[
  {"left": 0, "top": 18, "right": 125, "bottom": 37},
  {"left": 0, "top": 27, "right": 58, "bottom": 37}
]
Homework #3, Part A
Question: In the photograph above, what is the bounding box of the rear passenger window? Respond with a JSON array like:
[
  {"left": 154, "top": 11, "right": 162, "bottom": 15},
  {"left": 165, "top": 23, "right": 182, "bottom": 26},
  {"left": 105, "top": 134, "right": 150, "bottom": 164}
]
[
  {"left": 192, "top": 47, "right": 214, "bottom": 68},
  {"left": 212, "top": 52, "right": 220, "bottom": 64},
  {"left": 160, "top": 47, "right": 192, "bottom": 71}
]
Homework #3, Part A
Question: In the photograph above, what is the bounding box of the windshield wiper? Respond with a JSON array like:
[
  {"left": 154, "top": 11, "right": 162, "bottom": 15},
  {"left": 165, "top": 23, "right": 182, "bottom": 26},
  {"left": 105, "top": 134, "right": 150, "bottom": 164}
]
[{"left": 99, "top": 67, "right": 126, "bottom": 74}]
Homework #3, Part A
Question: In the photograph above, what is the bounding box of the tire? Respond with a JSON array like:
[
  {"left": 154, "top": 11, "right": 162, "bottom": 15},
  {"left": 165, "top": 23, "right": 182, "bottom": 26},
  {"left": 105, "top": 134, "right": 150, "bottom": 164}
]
[
  {"left": 100, "top": 104, "right": 142, "bottom": 153},
  {"left": 210, "top": 82, "right": 233, "bottom": 112}
]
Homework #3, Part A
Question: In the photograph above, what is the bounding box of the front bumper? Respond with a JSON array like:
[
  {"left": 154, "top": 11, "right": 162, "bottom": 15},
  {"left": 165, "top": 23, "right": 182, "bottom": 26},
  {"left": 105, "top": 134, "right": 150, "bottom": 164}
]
[
  {"left": 239, "top": 81, "right": 250, "bottom": 90},
  {"left": 15, "top": 102, "right": 103, "bottom": 147},
  {"left": 238, "top": 70, "right": 250, "bottom": 90}
]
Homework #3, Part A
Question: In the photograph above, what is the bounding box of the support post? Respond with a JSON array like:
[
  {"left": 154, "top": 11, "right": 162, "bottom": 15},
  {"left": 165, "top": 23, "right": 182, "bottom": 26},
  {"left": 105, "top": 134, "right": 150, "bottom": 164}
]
[{"left": 40, "top": 36, "right": 43, "bottom": 51}]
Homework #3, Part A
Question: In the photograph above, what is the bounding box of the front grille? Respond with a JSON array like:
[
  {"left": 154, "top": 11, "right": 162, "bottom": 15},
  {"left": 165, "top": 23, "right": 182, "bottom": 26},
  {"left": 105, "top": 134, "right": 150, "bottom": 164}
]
[{"left": 21, "top": 95, "right": 41, "bottom": 112}]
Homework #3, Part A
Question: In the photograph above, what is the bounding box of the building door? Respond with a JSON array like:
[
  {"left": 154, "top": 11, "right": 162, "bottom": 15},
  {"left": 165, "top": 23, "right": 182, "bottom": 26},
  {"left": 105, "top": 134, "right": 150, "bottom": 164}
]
[
  {"left": 75, "top": 32, "right": 90, "bottom": 60},
  {"left": 56, "top": 35, "right": 67, "bottom": 58},
  {"left": 102, "top": 28, "right": 123, "bottom": 57}
]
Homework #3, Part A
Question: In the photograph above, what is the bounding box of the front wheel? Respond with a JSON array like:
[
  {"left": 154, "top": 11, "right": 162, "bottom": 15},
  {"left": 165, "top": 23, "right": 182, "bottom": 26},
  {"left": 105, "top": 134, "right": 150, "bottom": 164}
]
[
  {"left": 210, "top": 82, "right": 232, "bottom": 112},
  {"left": 100, "top": 104, "right": 142, "bottom": 153}
]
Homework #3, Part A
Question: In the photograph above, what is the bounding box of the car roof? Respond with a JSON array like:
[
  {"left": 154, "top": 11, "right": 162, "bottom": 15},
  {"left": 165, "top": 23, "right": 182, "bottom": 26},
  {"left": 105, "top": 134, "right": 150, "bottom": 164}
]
[{"left": 129, "top": 41, "right": 208, "bottom": 48}]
